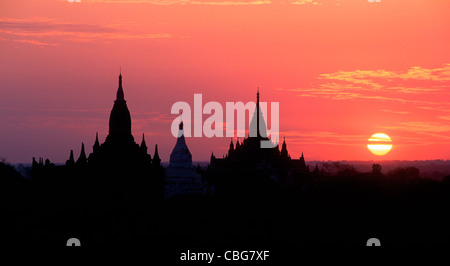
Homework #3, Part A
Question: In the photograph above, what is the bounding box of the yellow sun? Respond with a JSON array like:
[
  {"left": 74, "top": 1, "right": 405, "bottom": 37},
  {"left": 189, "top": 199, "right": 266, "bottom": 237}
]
[{"left": 367, "top": 133, "right": 392, "bottom": 156}]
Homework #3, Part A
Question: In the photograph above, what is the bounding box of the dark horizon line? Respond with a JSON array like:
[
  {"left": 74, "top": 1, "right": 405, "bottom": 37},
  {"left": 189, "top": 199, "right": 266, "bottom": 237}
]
[{"left": 8, "top": 158, "right": 450, "bottom": 166}]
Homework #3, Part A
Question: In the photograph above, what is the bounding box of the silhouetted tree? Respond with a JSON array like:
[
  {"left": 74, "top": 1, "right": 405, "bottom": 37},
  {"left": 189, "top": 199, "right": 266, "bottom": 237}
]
[
  {"left": 372, "top": 164, "right": 382, "bottom": 176},
  {"left": 387, "top": 166, "right": 421, "bottom": 182}
]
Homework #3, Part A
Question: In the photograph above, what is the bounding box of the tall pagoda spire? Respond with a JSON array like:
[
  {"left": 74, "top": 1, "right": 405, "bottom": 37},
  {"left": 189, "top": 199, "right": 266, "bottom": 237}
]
[
  {"left": 116, "top": 72, "right": 124, "bottom": 101},
  {"left": 107, "top": 72, "right": 133, "bottom": 143},
  {"left": 249, "top": 87, "right": 267, "bottom": 138},
  {"left": 257, "top": 87, "right": 260, "bottom": 138}
]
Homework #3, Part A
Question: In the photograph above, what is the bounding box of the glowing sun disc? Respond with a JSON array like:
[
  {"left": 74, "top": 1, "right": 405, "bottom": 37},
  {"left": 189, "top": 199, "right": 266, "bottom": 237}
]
[{"left": 367, "top": 133, "right": 392, "bottom": 156}]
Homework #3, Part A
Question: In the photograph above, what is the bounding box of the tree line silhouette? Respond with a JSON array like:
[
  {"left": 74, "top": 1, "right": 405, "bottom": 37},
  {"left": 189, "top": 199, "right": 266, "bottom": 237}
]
[{"left": 1, "top": 158, "right": 449, "bottom": 247}]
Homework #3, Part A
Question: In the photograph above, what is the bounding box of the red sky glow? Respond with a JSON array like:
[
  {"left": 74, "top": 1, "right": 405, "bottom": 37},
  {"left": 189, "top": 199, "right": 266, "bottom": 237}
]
[{"left": 1, "top": 0, "right": 450, "bottom": 163}]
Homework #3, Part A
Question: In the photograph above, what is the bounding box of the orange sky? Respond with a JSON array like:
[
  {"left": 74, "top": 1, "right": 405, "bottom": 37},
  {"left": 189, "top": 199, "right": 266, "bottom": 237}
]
[{"left": 1, "top": 0, "right": 450, "bottom": 163}]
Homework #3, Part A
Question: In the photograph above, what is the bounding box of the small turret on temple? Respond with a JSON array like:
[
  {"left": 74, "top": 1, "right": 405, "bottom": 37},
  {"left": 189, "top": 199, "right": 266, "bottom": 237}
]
[
  {"left": 140, "top": 133, "right": 149, "bottom": 155},
  {"left": 280, "top": 137, "right": 289, "bottom": 159},
  {"left": 76, "top": 143, "right": 87, "bottom": 166},
  {"left": 93, "top": 132, "right": 100, "bottom": 153},
  {"left": 66, "top": 150, "right": 75, "bottom": 167},
  {"left": 153, "top": 144, "right": 161, "bottom": 167},
  {"left": 228, "top": 139, "right": 235, "bottom": 157}
]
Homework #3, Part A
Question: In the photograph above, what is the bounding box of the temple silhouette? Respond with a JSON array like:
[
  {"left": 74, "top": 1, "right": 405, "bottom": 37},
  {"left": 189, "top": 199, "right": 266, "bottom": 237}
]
[
  {"left": 211, "top": 89, "right": 308, "bottom": 172},
  {"left": 27, "top": 74, "right": 320, "bottom": 248},
  {"left": 165, "top": 120, "right": 205, "bottom": 198},
  {"left": 2, "top": 72, "right": 449, "bottom": 248},
  {"left": 31, "top": 75, "right": 316, "bottom": 201},
  {"left": 208, "top": 90, "right": 316, "bottom": 198},
  {"left": 32, "top": 73, "right": 165, "bottom": 211},
  {"left": 83, "top": 72, "right": 164, "bottom": 201}
]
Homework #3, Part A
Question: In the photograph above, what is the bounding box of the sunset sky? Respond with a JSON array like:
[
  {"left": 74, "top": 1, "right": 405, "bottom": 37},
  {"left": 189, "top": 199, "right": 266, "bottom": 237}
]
[{"left": 1, "top": 0, "right": 450, "bottom": 163}]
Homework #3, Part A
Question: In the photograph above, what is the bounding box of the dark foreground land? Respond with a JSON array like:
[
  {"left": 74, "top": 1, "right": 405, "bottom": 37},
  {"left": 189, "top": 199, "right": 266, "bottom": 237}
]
[{"left": 1, "top": 161, "right": 450, "bottom": 250}]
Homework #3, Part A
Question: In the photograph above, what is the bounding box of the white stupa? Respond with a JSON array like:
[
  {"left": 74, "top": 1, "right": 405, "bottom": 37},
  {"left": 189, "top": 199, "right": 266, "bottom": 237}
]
[{"left": 165, "top": 121, "right": 205, "bottom": 198}]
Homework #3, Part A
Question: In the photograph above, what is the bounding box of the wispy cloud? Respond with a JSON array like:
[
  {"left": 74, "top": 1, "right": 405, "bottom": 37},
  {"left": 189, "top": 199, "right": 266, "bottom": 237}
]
[
  {"left": 289, "top": 64, "right": 450, "bottom": 147},
  {"left": 319, "top": 65, "right": 450, "bottom": 84},
  {"left": 291, "top": 64, "right": 450, "bottom": 111},
  {"left": 385, "top": 121, "right": 450, "bottom": 134},
  {"left": 0, "top": 17, "right": 174, "bottom": 46},
  {"left": 289, "top": 0, "right": 320, "bottom": 5},
  {"left": 12, "top": 39, "right": 59, "bottom": 46},
  {"left": 439, "top": 116, "right": 450, "bottom": 121},
  {"left": 381, "top": 109, "right": 410, "bottom": 115},
  {"left": 84, "top": 0, "right": 271, "bottom": 5},
  {"left": 291, "top": 85, "right": 447, "bottom": 105},
  {"left": 381, "top": 121, "right": 450, "bottom": 146},
  {"left": 0, "top": 107, "right": 172, "bottom": 140},
  {"left": 76, "top": 0, "right": 326, "bottom": 5},
  {"left": 417, "top": 106, "right": 450, "bottom": 113},
  {"left": 279, "top": 131, "right": 368, "bottom": 146}
]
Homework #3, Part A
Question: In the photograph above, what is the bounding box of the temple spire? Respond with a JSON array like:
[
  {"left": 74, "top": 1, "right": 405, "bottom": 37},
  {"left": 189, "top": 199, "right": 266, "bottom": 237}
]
[
  {"left": 248, "top": 87, "right": 268, "bottom": 139},
  {"left": 66, "top": 149, "right": 75, "bottom": 167},
  {"left": 116, "top": 72, "right": 124, "bottom": 100},
  {"left": 257, "top": 87, "right": 260, "bottom": 138},
  {"left": 228, "top": 138, "right": 234, "bottom": 156},
  {"left": 281, "top": 137, "right": 288, "bottom": 158},
  {"left": 299, "top": 152, "right": 306, "bottom": 168},
  {"left": 169, "top": 120, "right": 192, "bottom": 167},
  {"left": 80, "top": 143, "right": 86, "bottom": 157},
  {"left": 141, "top": 133, "right": 146, "bottom": 146},
  {"left": 76, "top": 142, "right": 87, "bottom": 166},
  {"left": 140, "top": 133, "right": 148, "bottom": 153},
  {"left": 177, "top": 120, "right": 185, "bottom": 138},
  {"left": 153, "top": 144, "right": 161, "bottom": 166},
  {"left": 93, "top": 132, "right": 100, "bottom": 152},
  {"left": 107, "top": 72, "right": 132, "bottom": 142}
]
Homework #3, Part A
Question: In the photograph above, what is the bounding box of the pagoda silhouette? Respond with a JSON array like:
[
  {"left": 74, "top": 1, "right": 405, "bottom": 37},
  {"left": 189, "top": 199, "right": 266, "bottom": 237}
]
[
  {"left": 165, "top": 120, "right": 205, "bottom": 198},
  {"left": 208, "top": 89, "right": 312, "bottom": 198},
  {"left": 32, "top": 73, "right": 165, "bottom": 208},
  {"left": 210, "top": 89, "right": 308, "bottom": 171},
  {"left": 85, "top": 72, "right": 164, "bottom": 199},
  {"left": 16, "top": 74, "right": 450, "bottom": 248}
]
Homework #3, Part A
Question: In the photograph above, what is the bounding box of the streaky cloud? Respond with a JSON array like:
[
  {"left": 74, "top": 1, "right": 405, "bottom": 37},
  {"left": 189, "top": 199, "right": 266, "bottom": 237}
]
[
  {"left": 0, "top": 17, "right": 175, "bottom": 46},
  {"left": 85, "top": 0, "right": 271, "bottom": 5}
]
